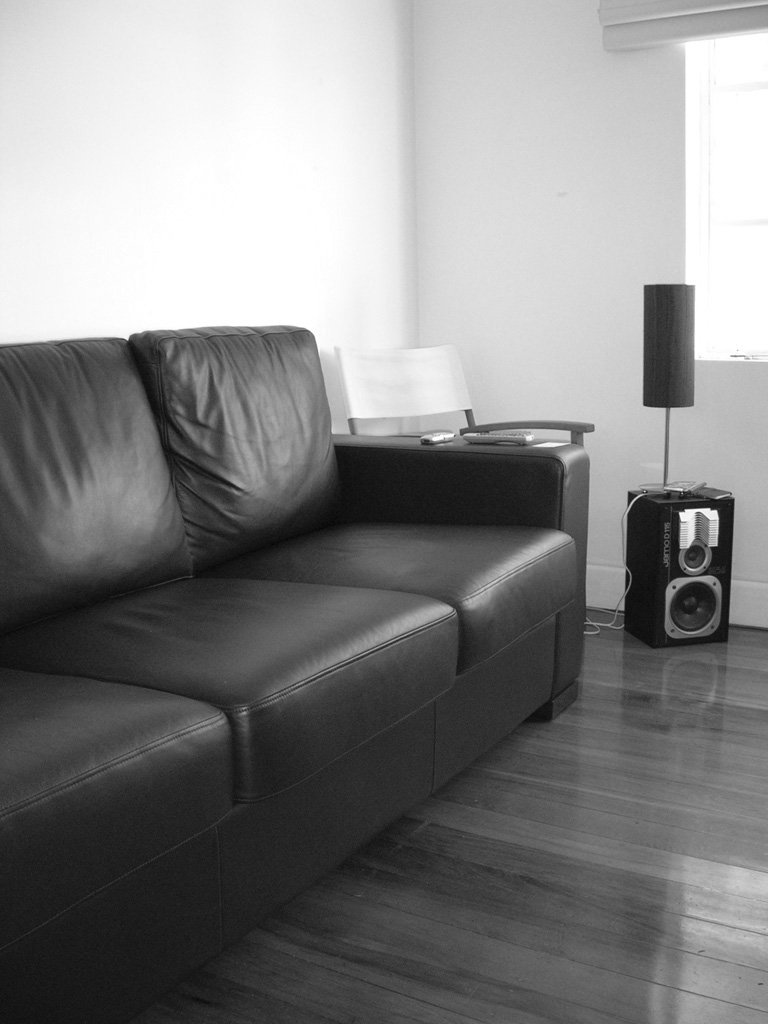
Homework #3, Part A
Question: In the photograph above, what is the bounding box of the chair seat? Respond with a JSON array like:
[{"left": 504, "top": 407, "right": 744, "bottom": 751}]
[
  {"left": 0, "top": 579, "right": 457, "bottom": 801},
  {"left": 205, "top": 523, "right": 577, "bottom": 673}
]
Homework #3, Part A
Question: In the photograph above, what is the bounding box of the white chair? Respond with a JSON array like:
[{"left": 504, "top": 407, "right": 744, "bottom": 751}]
[{"left": 335, "top": 344, "right": 594, "bottom": 445}]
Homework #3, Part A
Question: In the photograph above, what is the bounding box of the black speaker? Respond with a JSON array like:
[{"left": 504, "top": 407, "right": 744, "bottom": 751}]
[{"left": 624, "top": 489, "right": 734, "bottom": 647}]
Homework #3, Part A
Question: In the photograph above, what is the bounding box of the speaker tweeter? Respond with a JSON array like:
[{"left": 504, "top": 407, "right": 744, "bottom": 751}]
[{"left": 678, "top": 539, "right": 712, "bottom": 576}]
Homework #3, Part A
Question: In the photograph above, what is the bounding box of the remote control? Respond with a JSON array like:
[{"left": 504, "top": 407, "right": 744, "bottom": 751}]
[
  {"left": 420, "top": 431, "right": 456, "bottom": 445},
  {"left": 463, "top": 429, "right": 535, "bottom": 445}
]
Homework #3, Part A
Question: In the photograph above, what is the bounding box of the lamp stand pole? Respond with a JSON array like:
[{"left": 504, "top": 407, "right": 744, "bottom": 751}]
[{"left": 663, "top": 407, "right": 671, "bottom": 489}]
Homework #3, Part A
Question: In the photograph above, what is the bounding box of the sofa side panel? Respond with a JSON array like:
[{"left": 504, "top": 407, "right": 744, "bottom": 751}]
[
  {"left": 218, "top": 702, "right": 436, "bottom": 945},
  {"left": 0, "top": 827, "right": 223, "bottom": 1024},
  {"left": 0, "top": 670, "right": 232, "bottom": 952},
  {"left": 0, "top": 337, "right": 191, "bottom": 633},
  {"left": 433, "top": 617, "right": 556, "bottom": 789}
]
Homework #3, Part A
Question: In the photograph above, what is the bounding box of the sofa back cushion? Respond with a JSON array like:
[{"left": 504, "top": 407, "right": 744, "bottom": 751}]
[
  {"left": 0, "top": 338, "right": 191, "bottom": 634},
  {"left": 129, "top": 326, "right": 339, "bottom": 572}
]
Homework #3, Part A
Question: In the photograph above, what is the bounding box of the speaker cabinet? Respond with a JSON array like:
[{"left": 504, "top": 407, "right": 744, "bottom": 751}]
[{"left": 624, "top": 489, "right": 734, "bottom": 647}]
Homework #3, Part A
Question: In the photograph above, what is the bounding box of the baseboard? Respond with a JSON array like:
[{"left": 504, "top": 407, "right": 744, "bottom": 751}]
[{"left": 586, "top": 563, "right": 768, "bottom": 630}]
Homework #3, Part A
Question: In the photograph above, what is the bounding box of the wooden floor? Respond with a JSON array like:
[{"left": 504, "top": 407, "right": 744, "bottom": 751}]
[{"left": 133, "top": 622, "right": 768, "bottom": 1024}]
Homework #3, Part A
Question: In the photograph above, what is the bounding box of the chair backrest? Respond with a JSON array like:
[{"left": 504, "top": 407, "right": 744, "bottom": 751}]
[{"left": 335, "top": 344, "right": 475, "bottom": 433}]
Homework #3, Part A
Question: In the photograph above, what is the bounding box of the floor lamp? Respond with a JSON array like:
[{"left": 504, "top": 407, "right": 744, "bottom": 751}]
[
  {"left": 642, "top": 283, "right": 695, "bottom": 491},
  {"left": 627, "top": 283, "right": 734, "bottom": 648}
]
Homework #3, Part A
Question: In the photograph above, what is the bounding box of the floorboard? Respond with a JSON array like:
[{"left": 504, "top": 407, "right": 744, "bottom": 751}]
[{"left": 132, "top": 622, "right": 768, "bottom": 1024}]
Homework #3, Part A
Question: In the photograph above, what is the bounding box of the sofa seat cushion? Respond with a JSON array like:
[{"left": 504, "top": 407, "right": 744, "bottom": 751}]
[
  {"left": 0, "top": 579, "right": 457, "bottom": 801},
  {"left": 0, "top": 667, "right": 231, "bottom": 955},
  {"left": 204, "top": 523, "right": 577, "bottom": 673}
]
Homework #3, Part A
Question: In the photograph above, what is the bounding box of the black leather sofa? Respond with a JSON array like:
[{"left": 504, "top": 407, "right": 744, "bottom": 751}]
[{"left": 0, "top": 326, "right": 590, "bottom": 1023}]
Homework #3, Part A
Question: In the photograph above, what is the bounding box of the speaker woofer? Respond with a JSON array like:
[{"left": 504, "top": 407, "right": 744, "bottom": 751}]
[{"left": 665, "top": 576, "right": 721, "bottom": 638}]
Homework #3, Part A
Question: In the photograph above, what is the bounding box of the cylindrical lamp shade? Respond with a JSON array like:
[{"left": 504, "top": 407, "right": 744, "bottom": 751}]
[{"left": 643, "top": 284, "right": 695, "bottom": 408}]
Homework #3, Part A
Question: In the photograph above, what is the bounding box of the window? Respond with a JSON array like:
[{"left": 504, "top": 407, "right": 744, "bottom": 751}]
[{"left": 686, "top": 32, "right": 768, "bottom": 359}]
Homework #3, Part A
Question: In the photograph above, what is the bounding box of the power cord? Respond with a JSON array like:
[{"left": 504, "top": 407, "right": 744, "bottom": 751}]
[{"left": 584, "top": 492, "right": 651, "bottom": 636}]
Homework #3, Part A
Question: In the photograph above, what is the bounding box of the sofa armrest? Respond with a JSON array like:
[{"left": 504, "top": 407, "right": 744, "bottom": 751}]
[{"left": 333, "top": 433, "right": 589, "bottom": 541}]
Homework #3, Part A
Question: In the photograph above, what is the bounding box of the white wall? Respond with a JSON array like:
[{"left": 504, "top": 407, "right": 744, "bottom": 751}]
[
  {"left": 413, "top": 0, "right": 768, "bottom": 627},
  {"left": 0, "top": 0, "right": 417, "bottom": 431},
  {"left": 2, "top": 0, "right": 766, "bottom": 626}
]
